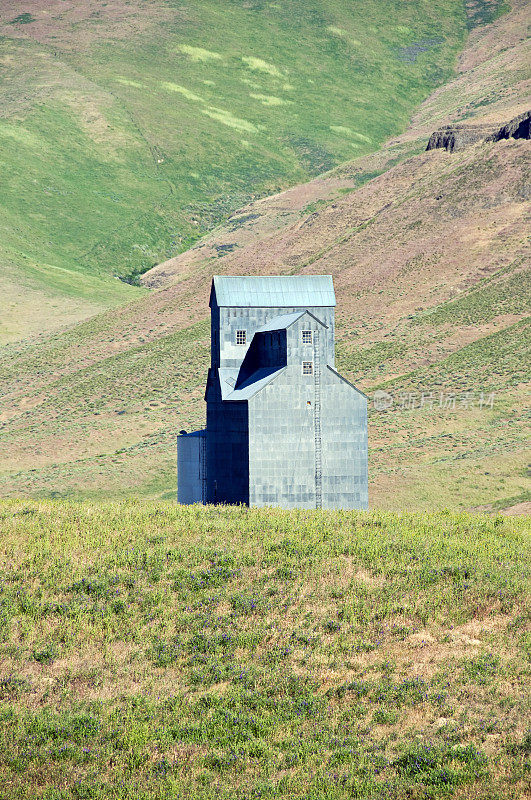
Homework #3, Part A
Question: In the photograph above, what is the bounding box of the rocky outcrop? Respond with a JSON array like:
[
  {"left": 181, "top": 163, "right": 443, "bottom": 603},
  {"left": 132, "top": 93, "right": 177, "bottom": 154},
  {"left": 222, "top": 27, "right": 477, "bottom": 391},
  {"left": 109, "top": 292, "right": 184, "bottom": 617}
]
[
  {"left": 487, "top": 109, "right": 530, "bottom": 142},
  {"left": 427, "top": 111, "right": 530, "bottom": 152},
  {"left": 426, "top": 125, "right": 493, "bottom": 152}
]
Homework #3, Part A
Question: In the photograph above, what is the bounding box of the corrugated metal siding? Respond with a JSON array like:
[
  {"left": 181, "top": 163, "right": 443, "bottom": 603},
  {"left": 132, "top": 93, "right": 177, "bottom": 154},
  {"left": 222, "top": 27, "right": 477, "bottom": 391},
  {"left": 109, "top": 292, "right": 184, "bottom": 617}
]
[
  {"left": 256, "top": 310, "right": 329, "bottom": 332},
  {"left": 255, "top": 311, "right": 305, "bottom": 332}
]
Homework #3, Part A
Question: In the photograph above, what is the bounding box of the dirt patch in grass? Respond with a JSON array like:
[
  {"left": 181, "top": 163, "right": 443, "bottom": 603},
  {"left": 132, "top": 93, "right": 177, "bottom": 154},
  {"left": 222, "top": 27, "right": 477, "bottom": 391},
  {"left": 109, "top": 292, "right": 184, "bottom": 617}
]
[
  {"left": 0, "top": 1, "right": 177, "bottom": 49},
  {"left": 501, "top": 501, "right": 531, "bottom": 516}
]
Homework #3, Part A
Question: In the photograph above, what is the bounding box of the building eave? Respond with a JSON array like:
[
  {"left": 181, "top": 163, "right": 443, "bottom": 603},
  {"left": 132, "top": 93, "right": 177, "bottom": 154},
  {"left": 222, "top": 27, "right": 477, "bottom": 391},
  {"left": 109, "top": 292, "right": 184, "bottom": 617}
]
[
  {"left": 326, "top": 365, "right": 368, "bottom": 398},
  {"left": 222, "top": 366, "right": 287, "bottom": 401}
]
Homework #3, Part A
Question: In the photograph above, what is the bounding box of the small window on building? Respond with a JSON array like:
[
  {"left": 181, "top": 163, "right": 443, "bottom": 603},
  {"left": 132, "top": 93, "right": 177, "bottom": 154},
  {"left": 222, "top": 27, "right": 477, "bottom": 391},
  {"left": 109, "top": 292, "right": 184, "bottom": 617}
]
[
  {"left": 235, "top": 330, "right": 246, "bottom": 345},
  {"left": 302, "top": 361, "right": 313, "bottom": 375},
  {"left": 302, "top": 330, "right": 312, "bottom": 344}
]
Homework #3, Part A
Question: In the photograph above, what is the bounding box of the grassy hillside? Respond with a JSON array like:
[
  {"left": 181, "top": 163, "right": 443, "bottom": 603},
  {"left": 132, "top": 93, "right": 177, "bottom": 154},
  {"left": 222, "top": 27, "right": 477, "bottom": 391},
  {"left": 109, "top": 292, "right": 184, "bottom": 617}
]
[
  {"left": 0, "top": 0, "right": 527, "bottom": 511},
  {"left": 0, "top": 0, "right": 493, "bottom": 342},
  {"left": 0, "top": 499, "right": 529, "bottom": 799}
]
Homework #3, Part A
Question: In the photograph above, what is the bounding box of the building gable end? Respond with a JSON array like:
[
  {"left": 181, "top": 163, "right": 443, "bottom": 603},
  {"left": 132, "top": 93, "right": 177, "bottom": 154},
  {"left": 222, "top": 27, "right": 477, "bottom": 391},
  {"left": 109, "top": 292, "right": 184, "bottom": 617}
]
[{"left": 326, "top": 365, "right": 368, "bottom": 399}]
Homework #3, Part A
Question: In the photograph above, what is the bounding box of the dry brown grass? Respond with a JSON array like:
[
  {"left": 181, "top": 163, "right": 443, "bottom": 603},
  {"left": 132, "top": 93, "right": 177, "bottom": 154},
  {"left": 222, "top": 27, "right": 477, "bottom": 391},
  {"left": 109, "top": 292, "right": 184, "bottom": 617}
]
[{"left": 0, "top": 1, "right": 177, "bottom": 49}]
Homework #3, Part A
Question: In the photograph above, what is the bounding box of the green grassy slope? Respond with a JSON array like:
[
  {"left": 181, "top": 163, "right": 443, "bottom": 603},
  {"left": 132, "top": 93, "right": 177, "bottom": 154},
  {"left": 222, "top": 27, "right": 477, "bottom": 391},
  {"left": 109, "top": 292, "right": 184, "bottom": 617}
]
[
  {"left": 0, "top": 500, "right": 529, "bottom": 799},
  {"left": 0, "top": 0, "right": 486, "bottom": 340}
]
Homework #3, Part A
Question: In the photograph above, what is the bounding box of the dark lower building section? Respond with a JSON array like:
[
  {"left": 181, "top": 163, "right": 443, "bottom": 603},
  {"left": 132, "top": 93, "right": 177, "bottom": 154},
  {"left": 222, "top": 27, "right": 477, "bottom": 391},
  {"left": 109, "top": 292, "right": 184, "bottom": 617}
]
[
  {"left": 206, "top": 401, "right": 249, "bottom": 505},
  {"left": 177, "top": 429, "right": 206, "bottom": 504}
]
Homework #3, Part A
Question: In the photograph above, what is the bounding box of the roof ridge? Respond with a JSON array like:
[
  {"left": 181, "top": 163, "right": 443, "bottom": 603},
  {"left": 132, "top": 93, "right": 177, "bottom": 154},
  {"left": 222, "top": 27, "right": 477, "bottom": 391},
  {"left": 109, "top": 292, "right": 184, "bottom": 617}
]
[{"left": 255, "top": 309, "right": 328, "bottom": 332}]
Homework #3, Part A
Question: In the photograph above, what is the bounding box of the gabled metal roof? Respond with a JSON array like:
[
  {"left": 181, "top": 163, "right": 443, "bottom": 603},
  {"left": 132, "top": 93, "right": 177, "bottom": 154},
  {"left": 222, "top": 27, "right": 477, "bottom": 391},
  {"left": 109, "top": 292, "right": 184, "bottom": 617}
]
[
  {"left": 218, "top": 368, "right": 240, "bottom": 400},
  {"left": 218, "top": 367, "right": 286, "bottom": 401},
  {"left": 210, "top": 275, "right": 336, "bottom": 308},
  {"left": 256, "top": 310, "right": 327, "bottom": 332}
]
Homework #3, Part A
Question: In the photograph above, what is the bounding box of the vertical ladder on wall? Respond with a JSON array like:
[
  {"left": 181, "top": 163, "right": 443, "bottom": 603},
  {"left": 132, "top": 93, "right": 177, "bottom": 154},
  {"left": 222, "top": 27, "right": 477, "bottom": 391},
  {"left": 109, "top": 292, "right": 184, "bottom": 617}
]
[{"left": 313, "top": 330, "right": 323, "bottom": 509}]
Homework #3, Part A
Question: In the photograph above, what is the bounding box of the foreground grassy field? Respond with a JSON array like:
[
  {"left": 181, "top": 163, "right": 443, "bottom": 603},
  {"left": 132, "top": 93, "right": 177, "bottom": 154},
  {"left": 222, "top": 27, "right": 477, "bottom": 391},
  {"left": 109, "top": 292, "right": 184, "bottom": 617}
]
[{"left": 0, "top": 500, "right": 529, "bottom": 798}]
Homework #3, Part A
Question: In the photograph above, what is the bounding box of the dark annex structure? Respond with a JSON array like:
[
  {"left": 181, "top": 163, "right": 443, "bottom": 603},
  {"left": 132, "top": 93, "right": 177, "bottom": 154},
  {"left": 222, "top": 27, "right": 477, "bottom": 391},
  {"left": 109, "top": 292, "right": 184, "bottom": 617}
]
[{"left": 177, "top": 275, "right": 368, "bottom": 509}]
